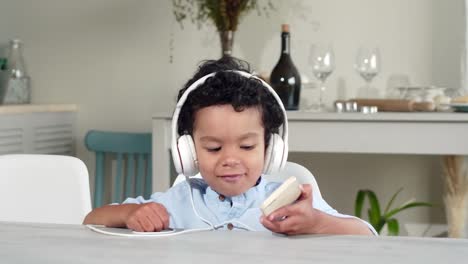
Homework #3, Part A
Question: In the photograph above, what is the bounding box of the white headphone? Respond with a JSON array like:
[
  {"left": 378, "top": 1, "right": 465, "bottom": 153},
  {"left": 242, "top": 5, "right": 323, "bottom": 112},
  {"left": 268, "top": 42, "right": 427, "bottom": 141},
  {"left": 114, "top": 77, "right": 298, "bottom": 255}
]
[{"left": 171, "top": 70, "right": 289, "bottom": 177}]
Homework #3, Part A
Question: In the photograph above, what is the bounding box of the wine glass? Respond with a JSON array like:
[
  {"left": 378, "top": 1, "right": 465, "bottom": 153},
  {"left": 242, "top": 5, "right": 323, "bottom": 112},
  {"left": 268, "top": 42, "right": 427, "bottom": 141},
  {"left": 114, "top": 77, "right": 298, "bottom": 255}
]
[
  {"left": 309, "top": 43, "right": 335, "bottom": 111},
  {"left": 354, "top": 46, "right": 381, "bottom": 98}
]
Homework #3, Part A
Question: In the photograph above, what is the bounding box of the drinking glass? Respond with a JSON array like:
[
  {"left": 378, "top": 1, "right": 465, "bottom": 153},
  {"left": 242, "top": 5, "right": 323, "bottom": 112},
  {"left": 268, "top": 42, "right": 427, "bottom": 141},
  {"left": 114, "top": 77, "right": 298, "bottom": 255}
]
[
  {"left": 309, "top": 43, "right": 335, "bottom": 111},
  {"left": 354, "top": 46, "right": 380, "bottom": 98}
]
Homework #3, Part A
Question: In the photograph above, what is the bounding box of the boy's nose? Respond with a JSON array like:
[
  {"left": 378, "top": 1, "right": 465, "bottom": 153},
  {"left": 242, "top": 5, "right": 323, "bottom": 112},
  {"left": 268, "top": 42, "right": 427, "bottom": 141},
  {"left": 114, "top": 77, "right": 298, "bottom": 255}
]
[
  {"left": 221, "top": 148, "right": 240, "bottom": 166},
  {"left": 221, "top": 157, "right": 241, "bottom": 167},
  {"left": 220, "top": 147, "right": 241, "bottom": 167}
]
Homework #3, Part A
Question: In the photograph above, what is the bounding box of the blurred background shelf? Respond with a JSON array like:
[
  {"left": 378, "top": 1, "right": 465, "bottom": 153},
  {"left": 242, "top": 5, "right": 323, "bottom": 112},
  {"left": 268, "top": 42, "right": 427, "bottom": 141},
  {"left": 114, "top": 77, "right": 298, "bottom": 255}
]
[{"left": 0, "top": 104, "right": 77, "bottom": 155}]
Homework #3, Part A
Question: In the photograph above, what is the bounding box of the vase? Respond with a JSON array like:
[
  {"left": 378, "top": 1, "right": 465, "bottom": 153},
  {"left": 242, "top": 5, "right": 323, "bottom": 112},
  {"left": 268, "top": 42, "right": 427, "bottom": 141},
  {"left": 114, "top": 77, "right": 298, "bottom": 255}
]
[{"left": 219, "top": 30, "right": 235, "bottom": 57}]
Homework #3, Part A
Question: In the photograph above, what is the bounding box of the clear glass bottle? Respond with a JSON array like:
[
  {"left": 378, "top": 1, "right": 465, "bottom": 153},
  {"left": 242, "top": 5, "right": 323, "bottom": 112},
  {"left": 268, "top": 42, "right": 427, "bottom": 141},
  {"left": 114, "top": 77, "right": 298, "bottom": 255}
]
[{"left": 1, "top": 39, "right": 31, "bottom": 104}]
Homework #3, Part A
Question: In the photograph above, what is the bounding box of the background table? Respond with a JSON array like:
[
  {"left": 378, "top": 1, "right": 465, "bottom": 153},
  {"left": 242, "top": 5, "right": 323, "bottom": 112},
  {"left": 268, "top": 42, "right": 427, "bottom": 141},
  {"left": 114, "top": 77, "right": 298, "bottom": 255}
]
[{"left": 1, "top": 221, "right": 467, "bottom": 263}]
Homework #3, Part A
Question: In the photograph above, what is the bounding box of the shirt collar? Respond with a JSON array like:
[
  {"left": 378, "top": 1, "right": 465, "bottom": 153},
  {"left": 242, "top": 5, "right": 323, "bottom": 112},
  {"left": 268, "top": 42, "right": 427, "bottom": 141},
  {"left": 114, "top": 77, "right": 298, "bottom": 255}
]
[{"left": 205, "top": 176, "right": 264, "bottom": 204}]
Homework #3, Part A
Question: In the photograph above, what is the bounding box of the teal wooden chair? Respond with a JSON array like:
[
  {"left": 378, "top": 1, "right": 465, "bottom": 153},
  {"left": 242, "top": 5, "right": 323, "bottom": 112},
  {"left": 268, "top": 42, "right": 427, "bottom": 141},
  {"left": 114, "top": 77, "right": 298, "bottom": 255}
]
[{"left": 85, "top": 130, "right": 152, "bottom": 208}]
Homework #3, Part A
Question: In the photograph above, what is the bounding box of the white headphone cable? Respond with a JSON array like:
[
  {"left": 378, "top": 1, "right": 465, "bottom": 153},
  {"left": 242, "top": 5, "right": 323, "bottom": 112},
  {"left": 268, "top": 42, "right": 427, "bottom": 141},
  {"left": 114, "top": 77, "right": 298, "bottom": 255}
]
[
  {"left": 86, "top": 224, "right": 212, "bottom": 237},
  {"left": 185, "top": 178, "right": 218, "bottom": 230},
  {"left": 185, "top": 178, "right": 258, "bottom": 231}
]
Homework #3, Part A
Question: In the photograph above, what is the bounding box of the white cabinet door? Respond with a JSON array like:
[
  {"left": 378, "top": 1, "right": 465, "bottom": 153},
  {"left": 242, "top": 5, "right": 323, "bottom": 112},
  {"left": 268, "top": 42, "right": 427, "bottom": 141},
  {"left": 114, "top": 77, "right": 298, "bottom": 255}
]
[{"left": 0, "top": 111, "right": 76, "bottom": 155}]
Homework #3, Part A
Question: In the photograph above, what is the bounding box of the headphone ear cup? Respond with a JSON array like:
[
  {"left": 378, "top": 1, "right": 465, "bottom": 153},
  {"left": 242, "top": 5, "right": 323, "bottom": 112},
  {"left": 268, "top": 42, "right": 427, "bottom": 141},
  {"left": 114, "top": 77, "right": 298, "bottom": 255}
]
[
  {"left": 176, "top": 135, "right": 199, "bottom": 176},
  {"left": 263, "top": 135, "right": 274, "bottom": 174},
  {"left": 263, "top": 133, "right": 285, "bottom": 175}
]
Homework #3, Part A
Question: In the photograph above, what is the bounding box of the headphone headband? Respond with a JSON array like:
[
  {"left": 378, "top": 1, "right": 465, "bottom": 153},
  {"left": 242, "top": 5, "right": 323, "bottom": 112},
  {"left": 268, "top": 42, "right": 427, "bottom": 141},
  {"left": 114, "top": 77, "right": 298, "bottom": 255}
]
[{"left": 171, "top": 70, "right": 289, "bottom": 176}]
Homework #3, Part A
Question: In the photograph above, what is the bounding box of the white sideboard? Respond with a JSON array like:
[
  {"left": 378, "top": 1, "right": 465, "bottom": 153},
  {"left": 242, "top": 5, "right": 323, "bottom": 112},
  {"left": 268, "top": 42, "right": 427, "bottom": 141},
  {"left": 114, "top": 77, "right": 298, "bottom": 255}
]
[
  {"left": 153, "top": 111, "right": 468, "bottom": 191},
  {"left": 0, "top": 104, "right": 77, "bottom": 155}
]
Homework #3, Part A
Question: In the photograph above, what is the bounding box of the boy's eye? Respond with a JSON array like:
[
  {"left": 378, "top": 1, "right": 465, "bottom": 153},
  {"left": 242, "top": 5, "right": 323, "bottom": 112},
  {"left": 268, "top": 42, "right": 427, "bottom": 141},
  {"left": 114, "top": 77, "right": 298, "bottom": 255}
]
[
  {"left": 241, "top": 145, "right": 255, "bottom": 150},
  {"left": 206, "top": 147, "right": 221, "bottom": 152}
]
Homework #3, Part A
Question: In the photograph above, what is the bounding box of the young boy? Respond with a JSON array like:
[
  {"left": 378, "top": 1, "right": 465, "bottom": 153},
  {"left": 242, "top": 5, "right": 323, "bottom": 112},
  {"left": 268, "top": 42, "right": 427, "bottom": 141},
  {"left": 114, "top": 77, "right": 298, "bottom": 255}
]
[{"left": 84, "top": 57, "right": 375, "bottom": 236}]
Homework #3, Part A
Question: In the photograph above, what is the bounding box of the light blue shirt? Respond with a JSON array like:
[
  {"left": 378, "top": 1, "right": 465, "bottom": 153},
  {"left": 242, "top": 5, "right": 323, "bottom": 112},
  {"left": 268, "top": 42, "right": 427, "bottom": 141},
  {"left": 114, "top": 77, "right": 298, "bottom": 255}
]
[{"left": 121, "top": 176, "right": 360, "bottom": 232}]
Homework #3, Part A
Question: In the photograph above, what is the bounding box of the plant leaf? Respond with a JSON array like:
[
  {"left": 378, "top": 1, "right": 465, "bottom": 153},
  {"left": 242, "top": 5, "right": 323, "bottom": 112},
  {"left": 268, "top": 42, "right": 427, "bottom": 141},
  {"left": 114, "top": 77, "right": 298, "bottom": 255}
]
[
  {"left": 375, "top": 218, "right": 387, "bottom": 234},
  {"left": 367, "top": 208, "right": 379, "bottom": 230},
  {"left": 386, "top": 218, "right": 399, "bottom": 236},
  {"left": 363, "top": 190, "right": 381, "bottom": 227},
  {"left": 384, "top": 187, "right": 403, "bottom": 214},
  {"left": 385, "top": 202, "right": 432, "bottom": 219},
  {"left": 355, "top": 190, "right": 366, "bottom": 217}
]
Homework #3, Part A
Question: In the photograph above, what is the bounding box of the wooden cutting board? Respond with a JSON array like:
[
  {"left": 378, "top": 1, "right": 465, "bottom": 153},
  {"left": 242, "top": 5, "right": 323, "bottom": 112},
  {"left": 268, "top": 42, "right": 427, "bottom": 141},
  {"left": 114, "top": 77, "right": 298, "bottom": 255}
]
[{"left": 349, "top": 99, "right": 435, "bottom": 112}]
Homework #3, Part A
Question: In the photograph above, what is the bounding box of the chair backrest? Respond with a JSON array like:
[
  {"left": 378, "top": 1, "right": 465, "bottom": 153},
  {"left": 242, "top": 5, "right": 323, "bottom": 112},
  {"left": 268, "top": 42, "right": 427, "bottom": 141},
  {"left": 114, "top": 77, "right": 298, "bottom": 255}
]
[
  {"left": 85, "top": 130, "right": 152, "bottom": 208},
  {"left": 0, "top": 154, "right": 92, "bottom": 224},
  {"left": 172, "top": 161, "right": 322, "bottom": 196},
  {"left": 265, "top": 161, "right": 322, "bottom": 196}
]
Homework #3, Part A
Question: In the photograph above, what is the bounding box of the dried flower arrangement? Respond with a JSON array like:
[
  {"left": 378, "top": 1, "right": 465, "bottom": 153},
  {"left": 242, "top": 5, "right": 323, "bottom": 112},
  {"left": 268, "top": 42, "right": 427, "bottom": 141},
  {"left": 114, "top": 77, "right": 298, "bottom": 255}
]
[
  {"left": 173, "top": 0, "right": 273, "bottom": 31},
  {"left": 171, "top": 0, "right": 274, "bottom": 57}
]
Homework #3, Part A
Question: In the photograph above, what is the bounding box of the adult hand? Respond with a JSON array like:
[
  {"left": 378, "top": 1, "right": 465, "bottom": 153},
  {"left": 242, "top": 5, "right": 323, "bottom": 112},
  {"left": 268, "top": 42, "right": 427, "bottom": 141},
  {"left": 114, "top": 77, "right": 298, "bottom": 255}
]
[{"left": 125, "top": 203, "right": 170, "bottom": 232}]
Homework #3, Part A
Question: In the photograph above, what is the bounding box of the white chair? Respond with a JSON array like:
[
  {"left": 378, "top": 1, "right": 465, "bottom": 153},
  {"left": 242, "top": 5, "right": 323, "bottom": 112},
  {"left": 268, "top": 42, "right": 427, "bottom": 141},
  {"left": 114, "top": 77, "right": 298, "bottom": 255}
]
[
  {"left": 0, "top": 154, "right": 92, "bottom": 224},
  {"left": 266, "top": 161, "right": 322, "bottom": 196},
  {"left": 172, "top": 161, "right": 322, "bottom": 196}
]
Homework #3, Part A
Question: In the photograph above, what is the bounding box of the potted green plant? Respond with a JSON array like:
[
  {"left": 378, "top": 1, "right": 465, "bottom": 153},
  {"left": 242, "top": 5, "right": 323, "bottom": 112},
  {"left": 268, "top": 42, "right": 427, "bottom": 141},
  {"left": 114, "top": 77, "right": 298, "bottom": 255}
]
[
  {"left": 355, "top": 188, "right": 431, "bottom": 235},
  {"left": 172, "top": 0, "right": 274, "bottom": 57}
]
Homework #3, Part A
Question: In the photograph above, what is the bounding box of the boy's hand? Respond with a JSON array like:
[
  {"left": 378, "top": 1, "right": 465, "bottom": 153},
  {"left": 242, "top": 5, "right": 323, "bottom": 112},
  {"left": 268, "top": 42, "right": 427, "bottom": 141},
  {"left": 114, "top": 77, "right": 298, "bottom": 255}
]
[
  {"left": 125, "top": 203, "right": 170, "bottom": 232},
  {"left": 260, "top": 184, "right": 323, "bottom": 235}
]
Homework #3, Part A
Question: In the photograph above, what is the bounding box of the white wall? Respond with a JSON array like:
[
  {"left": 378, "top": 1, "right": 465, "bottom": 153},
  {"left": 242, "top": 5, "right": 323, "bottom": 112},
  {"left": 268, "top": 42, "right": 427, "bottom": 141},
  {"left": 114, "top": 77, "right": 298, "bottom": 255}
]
[{"left": 0, "top": 0, "right": 464, "bottom": 226}]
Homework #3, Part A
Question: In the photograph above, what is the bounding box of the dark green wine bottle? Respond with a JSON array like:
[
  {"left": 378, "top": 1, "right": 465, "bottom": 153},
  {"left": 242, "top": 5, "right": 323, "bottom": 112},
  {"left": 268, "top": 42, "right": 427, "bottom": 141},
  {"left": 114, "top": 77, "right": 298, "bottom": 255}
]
[{"left": 270, "top": 24, "right": 301, "bottom": 110}]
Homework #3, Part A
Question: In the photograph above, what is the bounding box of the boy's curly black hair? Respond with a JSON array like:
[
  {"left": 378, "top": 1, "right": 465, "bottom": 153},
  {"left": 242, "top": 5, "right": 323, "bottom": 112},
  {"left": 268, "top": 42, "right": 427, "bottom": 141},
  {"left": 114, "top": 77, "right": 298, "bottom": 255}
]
[{"left": 176, "top": 56, "right": 284, "bottom": 146}]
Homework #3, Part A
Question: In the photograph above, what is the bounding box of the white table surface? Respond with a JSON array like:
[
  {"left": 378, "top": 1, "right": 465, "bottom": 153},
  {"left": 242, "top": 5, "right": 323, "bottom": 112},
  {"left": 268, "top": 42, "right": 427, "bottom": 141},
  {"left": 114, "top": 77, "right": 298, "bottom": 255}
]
[
  {"left": 1, "top": 221, "right": 467, "bottom": 264},
  {"left": 153, "top": 111, "right": 468, "bottom": 192}
]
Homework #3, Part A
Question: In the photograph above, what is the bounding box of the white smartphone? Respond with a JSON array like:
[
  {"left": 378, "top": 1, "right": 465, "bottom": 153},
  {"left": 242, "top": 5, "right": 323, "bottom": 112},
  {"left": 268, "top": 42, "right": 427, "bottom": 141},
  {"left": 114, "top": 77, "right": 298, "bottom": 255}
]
[{"left": 261, "top": 176, "right": 301, "bottom": 216}]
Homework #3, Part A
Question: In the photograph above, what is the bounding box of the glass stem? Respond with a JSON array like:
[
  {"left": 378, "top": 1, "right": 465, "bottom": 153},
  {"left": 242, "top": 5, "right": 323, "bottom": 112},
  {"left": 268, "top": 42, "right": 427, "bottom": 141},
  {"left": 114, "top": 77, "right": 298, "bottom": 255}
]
[
  {"left": 365, "top": 80, "right": 372, "bottom": 98},
  {"left": 319, "top": 81, "right": 325, "bottom": 108}
]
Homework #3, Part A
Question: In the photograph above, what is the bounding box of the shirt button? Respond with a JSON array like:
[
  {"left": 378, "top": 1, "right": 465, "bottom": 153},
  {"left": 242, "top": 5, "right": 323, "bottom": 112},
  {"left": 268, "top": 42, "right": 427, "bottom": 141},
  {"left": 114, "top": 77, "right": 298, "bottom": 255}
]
[
  {"left": 227, "top": 223, "right": 234, "bottom": 230},
  {"left": 218, "top": 195, "right": 225, "bottom": 201}
]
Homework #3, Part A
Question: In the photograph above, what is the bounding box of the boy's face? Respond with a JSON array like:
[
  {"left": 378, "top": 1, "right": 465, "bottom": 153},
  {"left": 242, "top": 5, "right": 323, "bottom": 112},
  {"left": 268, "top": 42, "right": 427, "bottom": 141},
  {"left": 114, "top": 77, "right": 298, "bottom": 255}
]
[{"left": 192, "top": 104, "right": 265, "bottom": 197}]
